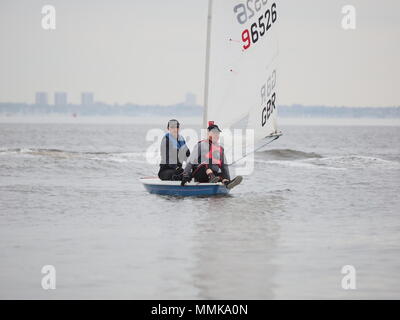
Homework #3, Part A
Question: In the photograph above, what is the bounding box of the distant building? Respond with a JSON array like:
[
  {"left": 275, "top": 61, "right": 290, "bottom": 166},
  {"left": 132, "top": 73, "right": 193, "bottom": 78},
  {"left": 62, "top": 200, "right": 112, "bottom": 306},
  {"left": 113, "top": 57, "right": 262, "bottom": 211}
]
[
  {"left": 54, "top": 92, "right": 67, "bottom": 106},
  {"left": 81, "top": 92, "right": 94, "bottom": 106},
  {"left": 35, "top": 92, "right": 48, "bottom": 105},
  {"left": 185, "top": 92, "right": 197, "bottom": 106}
]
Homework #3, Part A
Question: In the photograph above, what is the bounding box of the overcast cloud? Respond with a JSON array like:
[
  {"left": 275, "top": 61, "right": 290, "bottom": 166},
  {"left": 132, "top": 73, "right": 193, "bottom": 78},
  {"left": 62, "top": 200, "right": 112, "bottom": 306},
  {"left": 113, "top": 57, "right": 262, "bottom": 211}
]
[{"left": 0, "top": 0, "right": 399, "bottom": 107}]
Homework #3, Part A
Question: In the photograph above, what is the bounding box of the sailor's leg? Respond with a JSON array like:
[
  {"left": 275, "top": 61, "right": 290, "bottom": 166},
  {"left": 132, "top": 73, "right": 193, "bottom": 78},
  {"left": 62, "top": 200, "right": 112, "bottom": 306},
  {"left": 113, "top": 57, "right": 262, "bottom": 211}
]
[
  {"left": 171, "top": 172, "right": 183, "bottom": 181},
  {"left": 224, "top": 176, "right": 243, "bottom": 189},
  {"left": 158, "top": 168, "right": 176, "bottom": 181},
  {"left": 193, "top": 165, "right": 210, "bottom": 182}
]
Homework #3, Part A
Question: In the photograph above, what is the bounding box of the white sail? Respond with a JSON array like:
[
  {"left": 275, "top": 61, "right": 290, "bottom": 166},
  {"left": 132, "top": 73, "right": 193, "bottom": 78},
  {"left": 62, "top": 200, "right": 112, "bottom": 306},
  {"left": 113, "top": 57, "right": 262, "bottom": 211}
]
[{"left": 204, "top": 0, "right": 280, "bottom": 142}]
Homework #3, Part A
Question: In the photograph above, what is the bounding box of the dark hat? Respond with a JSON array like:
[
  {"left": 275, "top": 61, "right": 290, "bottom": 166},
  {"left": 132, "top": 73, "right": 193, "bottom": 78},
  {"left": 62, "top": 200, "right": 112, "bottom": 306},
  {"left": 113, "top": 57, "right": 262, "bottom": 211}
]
[
  {"left": 167, "top": 119, "right": 180, "bottom": 128},
  {"left": 207, "top": 124, "right": 222, "bottom": 133}
]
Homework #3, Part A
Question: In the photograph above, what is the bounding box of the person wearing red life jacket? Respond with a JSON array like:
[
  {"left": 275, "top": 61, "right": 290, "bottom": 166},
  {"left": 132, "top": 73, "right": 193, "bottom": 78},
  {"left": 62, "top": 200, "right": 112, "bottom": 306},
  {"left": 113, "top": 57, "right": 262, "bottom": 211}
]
[{"left": 181, "top": 123, "right": 242, "bottom": 189}]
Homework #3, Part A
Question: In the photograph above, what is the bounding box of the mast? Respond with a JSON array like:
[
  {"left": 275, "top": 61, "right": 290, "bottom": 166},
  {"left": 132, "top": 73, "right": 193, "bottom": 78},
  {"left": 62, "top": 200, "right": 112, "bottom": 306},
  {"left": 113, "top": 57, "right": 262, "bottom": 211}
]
[{"left": 203, "top": 0, "right": 213, "bottom": 128}]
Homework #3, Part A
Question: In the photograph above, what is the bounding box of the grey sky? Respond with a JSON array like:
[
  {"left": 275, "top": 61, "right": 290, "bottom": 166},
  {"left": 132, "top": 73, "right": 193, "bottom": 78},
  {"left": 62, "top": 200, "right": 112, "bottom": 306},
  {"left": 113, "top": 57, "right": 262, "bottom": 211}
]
[{"left": 0, "top": 0, "right": 399, "bottom": 107}]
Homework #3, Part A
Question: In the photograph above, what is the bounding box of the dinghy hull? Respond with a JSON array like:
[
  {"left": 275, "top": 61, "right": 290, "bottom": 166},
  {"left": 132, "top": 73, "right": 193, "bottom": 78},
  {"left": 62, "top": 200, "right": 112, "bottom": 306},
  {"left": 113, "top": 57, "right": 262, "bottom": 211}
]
[{"left": 140, "top": 178, "right": 229, "bottom": 196}]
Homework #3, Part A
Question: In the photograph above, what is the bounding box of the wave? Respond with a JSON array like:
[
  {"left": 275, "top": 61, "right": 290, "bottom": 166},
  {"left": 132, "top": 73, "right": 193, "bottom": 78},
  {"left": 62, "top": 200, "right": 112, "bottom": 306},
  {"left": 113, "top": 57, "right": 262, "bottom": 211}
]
[
  {"left": 3, "top": 148, "right": 398, "bottom": 169},
  {"left": 256, "top": 154, "right": 400, "bottom": 170},
  {"left": 0, "top": 148, "right": 77, "bottom": 155},
  {"left": 0, "top": 148, "right": 145, "bottom": 162},
  {"left": 309, "top": 155, "right": 400, "bottom": 168},
  {"left": 258, "top": 148, "right": 322, "bottom": 160},
  {"left": 255, "top": 159, "right": 346, "bottom": 170}
]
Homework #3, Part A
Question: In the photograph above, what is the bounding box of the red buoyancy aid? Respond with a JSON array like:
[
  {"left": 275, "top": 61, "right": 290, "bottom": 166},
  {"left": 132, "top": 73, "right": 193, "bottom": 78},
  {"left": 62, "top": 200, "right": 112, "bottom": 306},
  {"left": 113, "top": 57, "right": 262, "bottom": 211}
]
[{"left": 198, "top": 139, "right": 224, "bottom": 168}]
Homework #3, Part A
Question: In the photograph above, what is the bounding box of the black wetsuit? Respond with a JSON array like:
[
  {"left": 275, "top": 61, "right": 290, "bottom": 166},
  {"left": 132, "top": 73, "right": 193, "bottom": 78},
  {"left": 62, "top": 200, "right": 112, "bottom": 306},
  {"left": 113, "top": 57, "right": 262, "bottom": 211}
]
[
  {"left": 183, "top": 139, "right": 230, "bottom": 183},
  {"left": 158, "top": 134, "right": 190, "bottom": 181}
]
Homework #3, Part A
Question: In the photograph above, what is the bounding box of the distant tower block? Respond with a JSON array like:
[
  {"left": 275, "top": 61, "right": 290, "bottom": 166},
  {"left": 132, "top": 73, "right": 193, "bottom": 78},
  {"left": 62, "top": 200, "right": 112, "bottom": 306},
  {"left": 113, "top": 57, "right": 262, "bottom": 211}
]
[
  {"left": 35, "top": 92, "right": 48, "bottom": 105},
  {"left": 81, "top": 92, "right": 94, "bottom": 106},
  {"left": 54, "top": 92, "right": 67, "bottom": 106},
  {"left": 185, "top": 92, "right": 196, "bottom": 106}
]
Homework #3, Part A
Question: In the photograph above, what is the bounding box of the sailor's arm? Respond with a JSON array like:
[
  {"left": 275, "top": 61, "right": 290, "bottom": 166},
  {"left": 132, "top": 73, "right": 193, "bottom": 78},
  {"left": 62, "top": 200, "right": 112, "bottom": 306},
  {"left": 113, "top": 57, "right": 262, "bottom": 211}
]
[
  {"left": 221, "top": 165, "right": 230, "bottom": 181},
  {"left": 182, "top": 143, "right": 198, "bottom": 178},
  {"left": 183, "top": 162, "right": 193, "bottom": 178}
]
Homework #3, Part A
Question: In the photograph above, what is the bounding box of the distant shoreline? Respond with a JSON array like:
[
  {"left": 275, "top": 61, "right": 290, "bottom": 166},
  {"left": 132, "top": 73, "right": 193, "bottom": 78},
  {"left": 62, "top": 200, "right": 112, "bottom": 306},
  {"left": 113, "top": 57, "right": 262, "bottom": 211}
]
[
  {"left": 1, "top": 103, "right": 399, "bottom": 120},
  {"left": 0, "top": 115, "right": 399, "bottom": 127}
]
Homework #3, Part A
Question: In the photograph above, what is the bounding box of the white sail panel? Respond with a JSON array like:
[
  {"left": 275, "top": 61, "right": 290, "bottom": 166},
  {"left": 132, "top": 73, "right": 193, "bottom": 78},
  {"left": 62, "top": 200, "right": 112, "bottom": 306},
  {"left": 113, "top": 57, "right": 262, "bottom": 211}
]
[{"left": 206, "top": 0, "right": 280, "bottom": 142}]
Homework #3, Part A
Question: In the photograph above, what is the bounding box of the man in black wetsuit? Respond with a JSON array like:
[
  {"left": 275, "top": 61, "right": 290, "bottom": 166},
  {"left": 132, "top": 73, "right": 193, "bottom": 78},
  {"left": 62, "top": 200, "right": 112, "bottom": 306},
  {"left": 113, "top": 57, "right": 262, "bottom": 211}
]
[{"left": 158, "top": 119, "right": 190, "bottom": 181}]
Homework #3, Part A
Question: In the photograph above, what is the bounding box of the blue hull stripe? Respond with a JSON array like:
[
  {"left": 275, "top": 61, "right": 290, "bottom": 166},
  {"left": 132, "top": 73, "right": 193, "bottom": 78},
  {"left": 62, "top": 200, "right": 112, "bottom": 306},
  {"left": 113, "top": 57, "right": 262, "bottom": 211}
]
[{"left": 143, "top": 183, "right": 229, "bottom": 196}]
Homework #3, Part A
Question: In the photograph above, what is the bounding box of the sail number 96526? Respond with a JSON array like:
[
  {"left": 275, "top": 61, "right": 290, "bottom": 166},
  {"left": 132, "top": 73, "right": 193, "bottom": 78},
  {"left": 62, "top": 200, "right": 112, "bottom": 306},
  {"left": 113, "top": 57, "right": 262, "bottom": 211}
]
[{"left": 240, "top": 2, "right": 277, "bottom": 50}]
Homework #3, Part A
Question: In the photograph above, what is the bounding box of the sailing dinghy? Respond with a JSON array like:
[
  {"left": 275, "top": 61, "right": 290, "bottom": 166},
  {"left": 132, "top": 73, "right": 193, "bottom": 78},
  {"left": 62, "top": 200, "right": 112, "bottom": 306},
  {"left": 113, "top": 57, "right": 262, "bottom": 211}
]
[
  {"left": 140, "top": 0, "right": 282, "bottom": 196},
  {"left": 141, "top": 177, "right": 230, "bottom": 196}
]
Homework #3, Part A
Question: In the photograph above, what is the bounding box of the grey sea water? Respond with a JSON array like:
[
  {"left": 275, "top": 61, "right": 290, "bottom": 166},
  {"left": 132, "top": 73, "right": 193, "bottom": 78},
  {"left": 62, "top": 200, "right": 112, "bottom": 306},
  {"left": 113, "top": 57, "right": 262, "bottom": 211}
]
[{"left": 0, "top": 120, "right": 399, "bottom": 299}]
